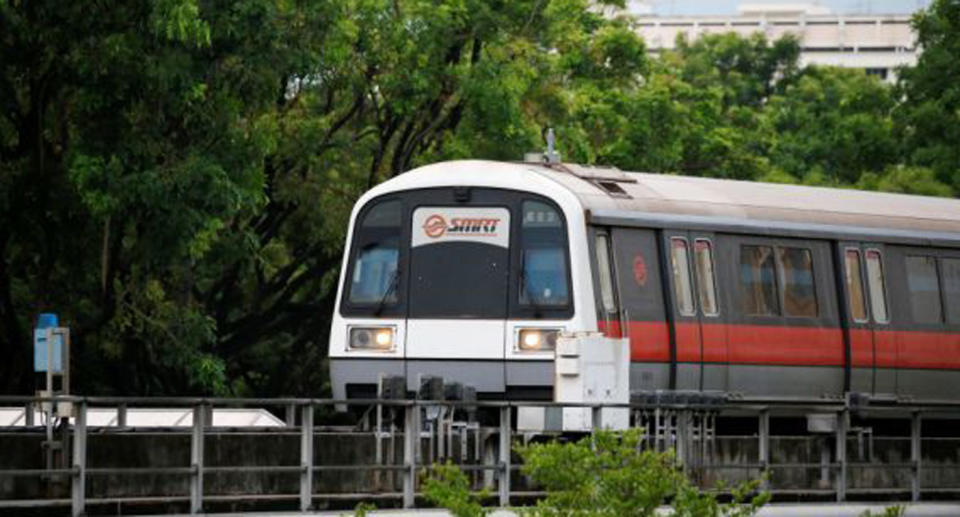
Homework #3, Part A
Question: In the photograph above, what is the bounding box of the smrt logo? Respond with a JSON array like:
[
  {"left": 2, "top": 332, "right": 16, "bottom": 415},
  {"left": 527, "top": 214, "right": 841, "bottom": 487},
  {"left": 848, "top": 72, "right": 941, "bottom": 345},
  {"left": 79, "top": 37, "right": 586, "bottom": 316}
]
[
  {"left": 633, "top": 255, "right": 648, "bottom": 287},
  {"left": 422, "top": 214, "right": 501, "bottom": 239},
  {"left": 423, "top": 215, "right": 448, "bottom": 238}
]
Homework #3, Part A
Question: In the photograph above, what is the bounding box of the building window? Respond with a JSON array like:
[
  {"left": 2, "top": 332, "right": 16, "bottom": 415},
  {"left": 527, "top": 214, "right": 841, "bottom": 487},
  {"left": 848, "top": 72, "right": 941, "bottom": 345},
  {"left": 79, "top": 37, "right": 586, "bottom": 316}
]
[
  {"left": 905, "top": 255, "right": 942, "bottom": 324},
  {"left": 865, "top": 68, "right": 889, "bottom": 80},
  {"left": 740, "top": 245, "right": 780, "bottom": 316},
  {"left": 694, "top": 239, "right": 719, "bottom": 316},
  {"left": 845, "top": 249, "right": 868, "bottom": 323},
  {"left": 670, "top": 238, "right": 696, "bottom": 316}
]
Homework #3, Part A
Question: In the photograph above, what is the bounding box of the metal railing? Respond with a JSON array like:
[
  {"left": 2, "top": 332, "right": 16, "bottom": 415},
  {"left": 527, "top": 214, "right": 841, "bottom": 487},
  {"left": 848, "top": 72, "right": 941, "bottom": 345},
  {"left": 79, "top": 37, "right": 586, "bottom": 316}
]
[{"left": 0, "top": 395, "right": 958, "bottom": 516}]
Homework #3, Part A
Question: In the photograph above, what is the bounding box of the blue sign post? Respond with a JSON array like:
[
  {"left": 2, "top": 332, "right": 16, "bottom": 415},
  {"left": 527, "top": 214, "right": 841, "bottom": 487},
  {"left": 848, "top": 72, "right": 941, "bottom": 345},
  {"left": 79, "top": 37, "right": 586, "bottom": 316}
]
[{"left": 33, "top": 313, "right": 63, "bottom": 373}]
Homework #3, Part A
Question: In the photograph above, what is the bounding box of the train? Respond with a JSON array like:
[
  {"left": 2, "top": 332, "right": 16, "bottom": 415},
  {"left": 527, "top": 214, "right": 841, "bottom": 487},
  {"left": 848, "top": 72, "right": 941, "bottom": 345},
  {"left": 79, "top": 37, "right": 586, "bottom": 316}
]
[{"left": 328, "top": 159, "right": 960, "bottom": 402}]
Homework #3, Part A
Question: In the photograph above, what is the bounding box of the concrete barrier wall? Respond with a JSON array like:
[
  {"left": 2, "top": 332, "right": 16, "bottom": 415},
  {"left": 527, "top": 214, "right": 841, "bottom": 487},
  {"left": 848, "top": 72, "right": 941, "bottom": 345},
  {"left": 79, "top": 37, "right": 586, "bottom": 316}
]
[{"left": 1, "top": 430, "right": 958, "bottom": 501}]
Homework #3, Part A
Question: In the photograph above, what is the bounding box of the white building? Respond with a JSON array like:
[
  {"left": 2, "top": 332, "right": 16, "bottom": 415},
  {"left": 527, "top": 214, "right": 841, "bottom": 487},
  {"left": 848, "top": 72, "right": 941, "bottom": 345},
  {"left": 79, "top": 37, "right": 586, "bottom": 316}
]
[{"left": 631, "top": 3, "right": 917, "bottom": 81}]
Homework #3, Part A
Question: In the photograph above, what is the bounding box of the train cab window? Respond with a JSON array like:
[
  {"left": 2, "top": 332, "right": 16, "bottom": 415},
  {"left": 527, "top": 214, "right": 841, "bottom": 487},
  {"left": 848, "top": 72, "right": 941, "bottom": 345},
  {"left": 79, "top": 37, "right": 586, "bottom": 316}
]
[
  {"left": 595, "top": 234, "right": 617, "bottom": 313},
  {"left": 778, "top": 247, "right": 818, "bottom": 318},
  {"left": 740, "top": 245, "right": 780, "bottom": 316},
  {"left": 940, "top": 258, "right": 960, "bottom": 324},
  {"left": 844, "top": 249, "right": 868, "bottom": 323},
  {"left": 347, "top": 200, "right": 401, "bottom": 305},
  {"left": 694, "top": 239, "right": 719, "bottom": 316},
  {"left": 519, "top": 201, "right": 569, "bottom": 307},
  {"left": 865, "top": 249, "right": 889, "bottom": 323},
  {"left": 670, "top": 238, "right": 696, "bottom": 316},
  {"left": 905, "top": 255, "right": 942, "bottom": 324}
]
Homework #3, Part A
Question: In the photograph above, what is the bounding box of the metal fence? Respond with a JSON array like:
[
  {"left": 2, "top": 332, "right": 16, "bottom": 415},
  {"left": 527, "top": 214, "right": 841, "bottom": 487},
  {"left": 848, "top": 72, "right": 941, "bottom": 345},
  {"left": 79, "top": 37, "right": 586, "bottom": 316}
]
[{"left": 0, "top": 395, "right": 958, "bottom": 516}]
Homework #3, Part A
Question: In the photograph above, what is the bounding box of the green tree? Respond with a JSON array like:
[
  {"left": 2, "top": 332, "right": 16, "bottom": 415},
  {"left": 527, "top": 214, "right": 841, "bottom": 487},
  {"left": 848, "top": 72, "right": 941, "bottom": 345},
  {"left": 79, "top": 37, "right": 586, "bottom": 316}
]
[
  {"left": 674, "top": 32, "right": 801, "bottom": 109},
  {"left": 896, "top": 0, "right": 960, "bottom": 190},
  {"left": 0, "top": 0, "right": 650, "bottom": 396},
  {"left": 763, "top": 66, "right": 900, "bottom": 185},
  {"left": 600, "top": 32, "right": 800, "bottom": 179},
  {"left": 856, "top": 165, "right": 953, "bottom": 197},
  {"left": 0, "top": 0, "right": 258, "bottom": 394}
]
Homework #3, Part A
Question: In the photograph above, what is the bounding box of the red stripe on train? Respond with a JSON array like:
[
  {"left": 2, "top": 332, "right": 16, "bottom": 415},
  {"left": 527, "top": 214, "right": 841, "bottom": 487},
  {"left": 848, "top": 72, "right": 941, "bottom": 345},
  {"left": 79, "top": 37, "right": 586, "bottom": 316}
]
[
  {"left": 597, "top": 320, "right": 671, "bottom": 362},
  {"left": 598, "top": 321, "right": 960, "bottom": 370}
]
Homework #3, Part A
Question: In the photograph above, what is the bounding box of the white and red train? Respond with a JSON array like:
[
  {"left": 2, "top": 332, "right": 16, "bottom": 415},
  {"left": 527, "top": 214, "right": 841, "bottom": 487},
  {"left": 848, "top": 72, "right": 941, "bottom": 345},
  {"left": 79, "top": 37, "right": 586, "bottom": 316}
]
[{"left": 328, "top": 160, "right": 960, "bottom": 401}]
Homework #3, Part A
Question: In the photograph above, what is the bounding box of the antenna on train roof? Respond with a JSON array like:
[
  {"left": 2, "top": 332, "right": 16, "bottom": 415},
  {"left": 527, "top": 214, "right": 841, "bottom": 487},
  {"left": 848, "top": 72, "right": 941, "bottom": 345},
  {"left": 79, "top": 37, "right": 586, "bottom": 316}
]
[{"left": 524, "top": 127, "right": 562, "bottom": 165}]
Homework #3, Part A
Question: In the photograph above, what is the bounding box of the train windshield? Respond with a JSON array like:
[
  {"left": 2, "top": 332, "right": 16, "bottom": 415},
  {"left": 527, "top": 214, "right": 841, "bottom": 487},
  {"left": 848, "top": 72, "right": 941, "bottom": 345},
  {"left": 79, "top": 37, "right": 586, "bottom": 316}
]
[
  {"left": 341, "top": 188, "right": 572, "bottom": 320},
  {"left": 519, "top": 201, "right": 569, "bottom": 307},
  {"left": 347, "top": 200, "right": 401, "bottom": 305}
]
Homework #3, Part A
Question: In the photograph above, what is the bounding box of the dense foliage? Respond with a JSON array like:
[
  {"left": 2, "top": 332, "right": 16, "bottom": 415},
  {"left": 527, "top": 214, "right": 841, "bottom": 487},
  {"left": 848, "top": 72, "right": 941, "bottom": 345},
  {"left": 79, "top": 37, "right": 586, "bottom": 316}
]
[
  {"left": 422, "top": 429, "right": 768, "bottom": 516},
  {"left": 0, "top": 0, "right": 956, "bottom": 396}
]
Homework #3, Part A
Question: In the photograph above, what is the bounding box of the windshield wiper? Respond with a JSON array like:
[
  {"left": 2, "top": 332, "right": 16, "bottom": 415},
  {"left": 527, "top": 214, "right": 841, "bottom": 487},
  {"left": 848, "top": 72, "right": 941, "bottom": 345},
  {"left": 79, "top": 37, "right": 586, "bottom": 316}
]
[
  {"left": 519, "top": 251, "right": 544, "bottom": 319},
  {"left": 373, "top": 268, "right": 400, "bottom": 317}
]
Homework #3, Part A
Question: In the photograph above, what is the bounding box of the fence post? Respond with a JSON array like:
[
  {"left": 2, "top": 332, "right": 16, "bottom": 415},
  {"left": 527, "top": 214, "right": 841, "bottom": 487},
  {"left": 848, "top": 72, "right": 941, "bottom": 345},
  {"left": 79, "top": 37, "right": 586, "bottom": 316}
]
[
  {"left": 676, "top": 410, "right": 690, "bottom": 470},
  {"left": 403, "top": 404, "right": 417, "bottom": 509},
  {"left": 835, "top": 408, "right": 847, "bottom": 502},
  {"left": 300, "top": 403, "right": 314, "bottom": 511},
  {"left": 911, "top": 411, "right": 922, "bottom": 502},
  {"left": 758, "top": 409, "right": 770, "bottom": 488},
  {"left": 498, "top": 405, "right": 511, "bottom": 507},
  {"left": 190, "top": 403, "right": 206, "bottom": 514},
  {"left": 285, "top": 403, "right": 297, "bottom": 427},
  {"left": 71, "top": 400, "right": 86, "bottom": 517}
]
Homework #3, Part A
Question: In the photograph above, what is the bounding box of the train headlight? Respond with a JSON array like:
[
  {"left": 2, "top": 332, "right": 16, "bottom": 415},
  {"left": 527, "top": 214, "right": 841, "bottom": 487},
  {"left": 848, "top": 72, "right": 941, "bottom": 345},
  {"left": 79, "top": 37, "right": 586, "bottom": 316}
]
[
  {"left": 348, "top": 327, "right": 395, "bottom": 351},
  {"left": 517, "top": 328, "right": 560, "bottom": 352}
]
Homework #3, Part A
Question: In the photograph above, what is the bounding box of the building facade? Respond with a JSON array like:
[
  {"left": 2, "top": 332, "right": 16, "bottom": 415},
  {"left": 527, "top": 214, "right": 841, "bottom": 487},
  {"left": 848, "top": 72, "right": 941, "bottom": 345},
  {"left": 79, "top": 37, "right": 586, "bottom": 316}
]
[{"left": 633, "top": 4, "right": 917, "bottom": 81}]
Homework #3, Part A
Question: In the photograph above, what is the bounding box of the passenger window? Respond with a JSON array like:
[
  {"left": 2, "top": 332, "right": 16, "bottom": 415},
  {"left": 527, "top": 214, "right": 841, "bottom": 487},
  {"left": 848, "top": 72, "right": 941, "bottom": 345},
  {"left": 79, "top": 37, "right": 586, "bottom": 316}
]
[
  {"left": 694, "top": 239, "right": 719, "bottom": 316},
  {"left": 519, "top": 201, "right": 569, "bottom": 307},
  {"left": 778, "top": 247, "right": 818, "bottom": 318},
  {"left": 670, "top": 238, "right": 696, "bottom": 316},
  {"left": 740, "top": 245, "right": 780, "bottom": 316},
  {"left": 905, "top": 255, "right": 942, "bottom": 324},
  {"left": 595, "top": 234, "right": 617, "bottom": 313},
  {"left": 348, "top": 200, "right": 401, "bottom": 305},
  {"left": 940, "top": 258, "right": 960, "bottom": 324},
  {"left": 865, "top": 250, "right": 889, "bottom": 323},
  {"left": 844, "top": 249, "right": 868, "bottom": 322}
]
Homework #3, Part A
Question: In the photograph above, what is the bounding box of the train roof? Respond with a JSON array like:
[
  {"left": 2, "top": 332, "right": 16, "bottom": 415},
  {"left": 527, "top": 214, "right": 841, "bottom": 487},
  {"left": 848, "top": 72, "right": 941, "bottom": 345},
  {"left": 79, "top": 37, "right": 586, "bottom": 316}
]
[
  {"left": 387, "top": 160, "right": 960, "bottom": 247},
  {"left": 536, "top": 162, "right": 960, "bottom": 247}
]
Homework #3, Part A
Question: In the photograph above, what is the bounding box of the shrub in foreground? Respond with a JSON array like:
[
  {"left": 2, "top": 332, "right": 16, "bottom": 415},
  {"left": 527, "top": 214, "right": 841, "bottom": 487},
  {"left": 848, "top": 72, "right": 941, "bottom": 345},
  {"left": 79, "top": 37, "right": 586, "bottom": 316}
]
[{"left": 425, "top": 428, "right": 769, "bottom": 517}]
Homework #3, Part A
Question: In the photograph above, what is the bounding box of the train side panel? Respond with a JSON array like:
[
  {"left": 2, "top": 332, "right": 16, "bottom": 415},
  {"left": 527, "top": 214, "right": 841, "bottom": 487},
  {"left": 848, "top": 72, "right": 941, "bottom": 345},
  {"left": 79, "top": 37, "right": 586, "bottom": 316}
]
[{"left": 879, "top": 245, "right": 960, "bottom": 399}]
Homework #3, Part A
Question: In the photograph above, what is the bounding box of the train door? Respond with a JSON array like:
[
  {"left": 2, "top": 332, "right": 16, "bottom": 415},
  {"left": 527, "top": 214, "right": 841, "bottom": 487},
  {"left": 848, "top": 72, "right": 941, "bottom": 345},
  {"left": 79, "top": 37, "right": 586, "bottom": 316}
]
[
  {"left": 662, "top": 231, "right": 727, "bottom": 391},
  {"left": 692, "top": 233, "right": 727, "bottom": 392},
  {"left": 838, "top": 242, "right": 892, "bottom": 395},
  {"left": 609, "top": 227, "right": 670, "bottom": 391}
]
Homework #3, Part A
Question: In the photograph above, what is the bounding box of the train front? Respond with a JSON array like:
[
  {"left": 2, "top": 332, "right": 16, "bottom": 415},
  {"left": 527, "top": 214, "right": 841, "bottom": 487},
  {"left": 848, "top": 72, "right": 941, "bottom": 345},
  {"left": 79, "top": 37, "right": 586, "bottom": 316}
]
[{"left": 328, "top": 161, "right": 590, "bottom": 401}]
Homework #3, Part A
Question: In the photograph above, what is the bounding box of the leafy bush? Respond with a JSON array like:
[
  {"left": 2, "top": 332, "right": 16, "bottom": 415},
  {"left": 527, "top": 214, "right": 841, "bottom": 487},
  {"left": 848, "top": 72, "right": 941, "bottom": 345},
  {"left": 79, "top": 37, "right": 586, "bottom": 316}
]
[
  {"left": 423, "top": 461, "right": 489, "bottom": 517},
  {"left": 424, "top": 428, "right": 769, "bottom": 517},
  {"left": 351, "top": 501, "right": 377, "bottom": 516},
  {"left": 859, "top": 506, "right": 906, "bottom": 517},
  {"left": 517, "top": 429, "right": 769, "bottom": 517}
]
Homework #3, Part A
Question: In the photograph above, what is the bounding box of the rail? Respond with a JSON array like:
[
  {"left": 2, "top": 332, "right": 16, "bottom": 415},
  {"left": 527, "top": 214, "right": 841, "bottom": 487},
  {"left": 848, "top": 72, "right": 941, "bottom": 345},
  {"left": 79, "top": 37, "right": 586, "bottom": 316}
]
[{"left": 0, "top": 395, "right": 958, "bottom": 516}]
